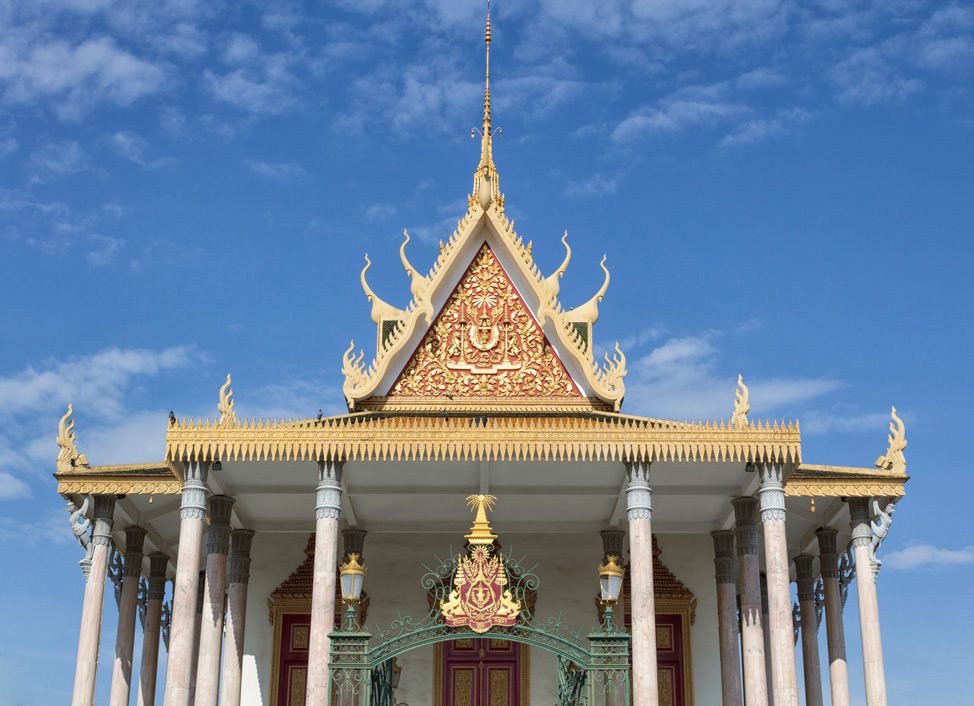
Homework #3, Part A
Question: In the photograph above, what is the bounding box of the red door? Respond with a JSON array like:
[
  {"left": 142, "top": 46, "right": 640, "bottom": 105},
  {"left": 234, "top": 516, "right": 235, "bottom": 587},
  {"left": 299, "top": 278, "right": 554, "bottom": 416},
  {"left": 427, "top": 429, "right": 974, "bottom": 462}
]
[
  {"left": 441, "top": 638, "right": 521, "bottom": 706},
  {"left": 277, "top": 613, "right": 312, "bottom": 706},
  {"left": 654, "top": 614, "right": 686, "bottom": 706}
]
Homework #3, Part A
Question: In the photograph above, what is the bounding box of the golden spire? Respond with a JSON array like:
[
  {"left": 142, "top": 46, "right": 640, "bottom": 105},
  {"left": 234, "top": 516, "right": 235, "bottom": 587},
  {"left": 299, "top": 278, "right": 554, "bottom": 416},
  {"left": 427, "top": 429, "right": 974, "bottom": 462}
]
[
  {"left": 472, "top": 2, "right": 500, "bottom": 209},
  {"left": 465, "top": 494, "right": 498, "bottom": 545}
]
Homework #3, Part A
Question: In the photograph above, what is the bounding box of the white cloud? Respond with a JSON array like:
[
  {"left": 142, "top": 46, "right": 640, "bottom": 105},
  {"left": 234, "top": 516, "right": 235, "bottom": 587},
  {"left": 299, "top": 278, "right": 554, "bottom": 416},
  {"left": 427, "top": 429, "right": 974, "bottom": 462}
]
[
  {"left": 29, "top": 140, "right": 86, "bottom": 181},
  {"left": 0, "top": 36, "right": 166, "bottom": 119},
  {"left": 247, "top": 159, "right": 308, "bottom": 180},
  {"left": 0, "top": 508, "right": 74, "bottom": 545},
  {"left": 86, "top": 234, "right": 123, "bottom": 266},
  {"left": 0, "top": 138, "right": 17, "bottom": 158},
  {"left": 831, "top": 44, "right": 923, "bottom": 107},
  {"left": 0, "top": 472, "right": 31, "bottom": 499},
  {"left": 800, "top": 410, "right": 891, "bottom": 435},
  {"left": 0, "top": 346, "right": 200, "bottom": 422},
  {"left": 565, "top": 173, "right": 617, "bottom": 197},
  {"left": 612, "top": 84, "right": 748, "bottom": 142},
  {"left": 365, "top": 203, "right": 397, "bottom": 222},
  {"left": 110, "top": 131, "right": 147, "bottom": 163},
  {"left": 885, "top": 543, "right": 974, "bottom": 570},
  {"left": 719, "top": 108, "right": 812, "bottom": 149}
]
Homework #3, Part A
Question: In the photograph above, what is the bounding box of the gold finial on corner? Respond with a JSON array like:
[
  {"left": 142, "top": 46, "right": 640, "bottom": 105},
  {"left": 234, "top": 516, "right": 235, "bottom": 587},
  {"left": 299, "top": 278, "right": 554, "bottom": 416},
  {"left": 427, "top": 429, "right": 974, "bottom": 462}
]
[
  {"left": 465, "top": 493, "right": 498, "bottom": 544},
  {"left": 472, "top": 1, "right": 501, "bottom": 209}
]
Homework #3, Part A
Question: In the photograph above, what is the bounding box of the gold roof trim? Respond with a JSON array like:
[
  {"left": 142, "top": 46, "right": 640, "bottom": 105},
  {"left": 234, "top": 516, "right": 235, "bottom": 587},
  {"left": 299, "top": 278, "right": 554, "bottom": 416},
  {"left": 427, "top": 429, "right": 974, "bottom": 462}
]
[
  {"left": 785, "top": 462, "right": 908, "bottom": 497},
  {"left": 55, "top": 462, "right": 181, "bottom": 496},
  {"left": 166, "top": 414, "right": 800, "bottom": 464}
]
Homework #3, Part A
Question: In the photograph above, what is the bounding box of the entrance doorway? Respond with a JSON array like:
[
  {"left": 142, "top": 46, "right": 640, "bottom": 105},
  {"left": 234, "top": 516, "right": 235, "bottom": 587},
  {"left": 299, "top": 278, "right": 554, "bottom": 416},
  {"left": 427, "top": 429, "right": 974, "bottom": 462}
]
[{"left": 435, "top": 638, "right": 527, "bottom": 706}]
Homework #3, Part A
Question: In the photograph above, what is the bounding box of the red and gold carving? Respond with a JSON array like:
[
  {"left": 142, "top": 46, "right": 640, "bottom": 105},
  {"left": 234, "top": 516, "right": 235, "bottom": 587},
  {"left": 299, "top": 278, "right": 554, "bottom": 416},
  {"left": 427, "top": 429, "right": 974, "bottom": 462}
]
[
  {"left": 441, "top": 544, "right": 520, "bottom": 633},
  {"left": 390, "top": 244, "right": 581, "bottom": 400}
]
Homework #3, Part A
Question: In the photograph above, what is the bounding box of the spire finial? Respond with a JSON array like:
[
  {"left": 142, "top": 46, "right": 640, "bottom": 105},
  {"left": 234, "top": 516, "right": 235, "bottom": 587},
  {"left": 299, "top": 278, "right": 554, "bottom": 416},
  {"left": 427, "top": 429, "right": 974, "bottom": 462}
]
[{"left": 472, "top": 1, "right": 500, "bottom": 209}]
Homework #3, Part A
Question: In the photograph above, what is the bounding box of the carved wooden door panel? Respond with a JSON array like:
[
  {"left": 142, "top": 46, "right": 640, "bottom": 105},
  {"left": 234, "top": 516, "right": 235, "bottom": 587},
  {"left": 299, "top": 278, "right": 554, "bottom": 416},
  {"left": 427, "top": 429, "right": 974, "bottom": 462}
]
[
  {"left": 277, "top": 613, "right": 312, "bottom": 706},
  {"left": 654, "top": 614, "right": 686, "bottom": 706},
  {"left": 441, "top": 638, "right": 521, "bottom": 706}
]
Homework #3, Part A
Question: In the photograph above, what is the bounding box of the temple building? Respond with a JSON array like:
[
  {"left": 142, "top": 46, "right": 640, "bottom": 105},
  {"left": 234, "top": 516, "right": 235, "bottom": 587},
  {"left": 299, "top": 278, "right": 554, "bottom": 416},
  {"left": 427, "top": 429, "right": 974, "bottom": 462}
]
[{"left": 55, "top": 11, "right": 908, "bottom": 706}]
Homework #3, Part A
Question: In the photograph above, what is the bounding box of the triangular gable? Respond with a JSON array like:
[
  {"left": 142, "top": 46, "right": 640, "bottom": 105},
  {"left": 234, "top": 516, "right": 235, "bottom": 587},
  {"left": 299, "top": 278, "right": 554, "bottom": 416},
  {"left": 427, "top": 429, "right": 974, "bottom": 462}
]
[{"left": 362, "top": 243, "right": 606, "bottom": 412}]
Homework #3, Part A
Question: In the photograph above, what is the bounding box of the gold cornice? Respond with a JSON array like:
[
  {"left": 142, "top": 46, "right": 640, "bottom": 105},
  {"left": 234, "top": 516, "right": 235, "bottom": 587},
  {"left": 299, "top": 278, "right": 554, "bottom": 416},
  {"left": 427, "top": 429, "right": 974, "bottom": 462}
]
[
  {"left": 784, "top": 463, "right": 909, "bottom": 497},
  {"left": 55, "top": 462, "right": 181, "bottom": 495},
  {"left": 166, "top": 414, "right": 801, "bottom": 464},
  {"left": 359, "top": 396, "right": 612, "bottom": 413}
]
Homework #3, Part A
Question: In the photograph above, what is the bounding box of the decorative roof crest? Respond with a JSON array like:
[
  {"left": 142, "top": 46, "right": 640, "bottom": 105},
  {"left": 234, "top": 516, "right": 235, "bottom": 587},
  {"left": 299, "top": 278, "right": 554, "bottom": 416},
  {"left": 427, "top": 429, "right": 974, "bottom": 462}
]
[
  {"left": 465, "top": 493, "right": 498, "bottom": 545},
  {"left": 471, "top": 2, "right": 501, "bottom": 211},
  {"left": 218, "top": 374, "right": 236, "bottom": 426},
  {"left": 732, "top": 374, "right": 750, "bottom": 428},
  {"left": 57, "top": 404, "right": 90, "bottom": 473},
  {"left": 874, "top": 406, "right": 906, "bottom": 474}
]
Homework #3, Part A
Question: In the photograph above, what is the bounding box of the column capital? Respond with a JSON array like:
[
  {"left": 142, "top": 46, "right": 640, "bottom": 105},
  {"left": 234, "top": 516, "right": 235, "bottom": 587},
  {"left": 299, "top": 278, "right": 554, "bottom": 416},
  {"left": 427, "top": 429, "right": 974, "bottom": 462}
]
[
  {"left": 625, "top": 460, "right": 651, "bottom": 522},
  {"left": 316, "top": 460, "right": 343, "bottom": 520},
  {"left": 147, "top": 552, "right": 169, "bottom": 601},
  {"left": 206, "top": 495, "right": 235, "bottom": 555},
  {"left": 731, "top": 496, "right": 759, "bottom": 555},
  {"left": 711, "top": 530, "right": 738, "bottom": 584},
  {"left": 815, "top": 527, "right": 839, "bottom": 578},
  {"left": 228, "top": 529, "right": 256, "bottom": 585},
  {"left": 600, "top": 529, "right": 626, "bottom": 562},
  {"left": 794, "top": 554, "right": 815, "bottom": 602},
  {"left": 180, "top": 461, "right": 209, "bottom": 521},
  {"left": 91, "top": 494, "right": 117, "bottom": 546},
  {"left": 847, "top": 497, "right": 871, "bottom": 548},
  {"left": 123, "top": 526, "right": 147, "bottom": 577},
  {"left": 757, "top": 462, "right": 786, "bottom": 522},
  {"left": 341, "top": 528, "right": 367, "bottom": 563}
]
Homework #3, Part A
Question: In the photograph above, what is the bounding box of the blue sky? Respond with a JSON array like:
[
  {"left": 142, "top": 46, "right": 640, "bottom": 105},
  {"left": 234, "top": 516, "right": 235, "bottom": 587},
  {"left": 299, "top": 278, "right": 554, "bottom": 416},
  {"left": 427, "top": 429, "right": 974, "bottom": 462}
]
[{"left": 1, "top": 0, "right": 972, "bottom": 703}]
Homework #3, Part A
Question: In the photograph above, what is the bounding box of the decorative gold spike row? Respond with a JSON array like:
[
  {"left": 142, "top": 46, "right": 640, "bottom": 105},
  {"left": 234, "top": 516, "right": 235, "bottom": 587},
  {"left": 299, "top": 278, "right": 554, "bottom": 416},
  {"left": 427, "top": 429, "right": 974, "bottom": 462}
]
[
  {"left": 166, "top": 417, "right": 801, "bottom": 464},
  {"left": 56, "top": 478, "right": 182, "bottom": 495},
  {"left": 784, "top": 481, "right": 907, "bottom": 497}
]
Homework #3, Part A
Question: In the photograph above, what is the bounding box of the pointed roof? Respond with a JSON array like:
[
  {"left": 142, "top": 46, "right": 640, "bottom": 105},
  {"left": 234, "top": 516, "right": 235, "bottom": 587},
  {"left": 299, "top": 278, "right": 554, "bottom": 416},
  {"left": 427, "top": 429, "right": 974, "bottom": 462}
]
[{"left": 343, "top": 11, "right": 626, "bottom": 413}]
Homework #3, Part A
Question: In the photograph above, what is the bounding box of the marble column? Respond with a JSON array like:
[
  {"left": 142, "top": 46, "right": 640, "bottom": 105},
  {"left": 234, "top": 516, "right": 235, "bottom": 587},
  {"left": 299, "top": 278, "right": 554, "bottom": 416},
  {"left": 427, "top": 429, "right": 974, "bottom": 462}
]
[
  {"left": 72, "top": 494, "right": 117, "bottom": 706},
  {"left": 761, "top": 574, "right": 775, "bottom": 706},
  {"left": 109, "top": 526, "right": 147, "bottom": 706},
  {"left": 732, "top": 496, "right": 769, "bottom": 706},
  {"left": 195, "top": 496, "right": 235, "bottom": 706},
  {"left": 307, "top": 459, "right": 344, "bottom": 706},
  {"left": 794, "top": 555, "right": 823, "bottom": 706},
  {"left": 849, "top": 498, "right": 887, "bottom": 706},
  {"left": 758, "top": 463, "right": 800, "bottom": 706},
  {"left": 815, "top": 528, "right": 850, "bottom": 706},
  {"left": 220, "top": 529, "right": 255, "bottom": 706},
  {"left": 188, "top": 570, "right": 205, "bottom": 706},
  {"left": 162, "top": 461, "right": 209, "bottom": 706},
  {"left": 711, "top": 530, "right": 743, "bottom": 706},
  {"left": 626, "top": 460, "right": 659, "bottom": 706},
  {"left": 137, "top": 553, "right": 169, "bottom": 706}
]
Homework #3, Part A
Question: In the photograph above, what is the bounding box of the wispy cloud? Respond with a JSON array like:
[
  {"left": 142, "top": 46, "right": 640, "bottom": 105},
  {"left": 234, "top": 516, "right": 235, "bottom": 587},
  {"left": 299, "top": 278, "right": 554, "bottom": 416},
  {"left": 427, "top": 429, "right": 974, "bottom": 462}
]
[
  {"left": 831, "top": 43, "right": 923, "bottom": 107},
  {"left": 885, "top": 543, "right": 974, "bottom": 570},
  {"left": 247, "top": 159, "right": 308, "bottom": 180},
  {"left": 612, "top": 84, "right": 748, "bottom": 142},
  {"left": 565, "top": 173, "right": 617, "bottom": 197},
  {"left": 719, "top": 108, "right": 812, "bottom": 149},
  {"left": 29, "top": 140, "right": 86, "bottom": 182}
]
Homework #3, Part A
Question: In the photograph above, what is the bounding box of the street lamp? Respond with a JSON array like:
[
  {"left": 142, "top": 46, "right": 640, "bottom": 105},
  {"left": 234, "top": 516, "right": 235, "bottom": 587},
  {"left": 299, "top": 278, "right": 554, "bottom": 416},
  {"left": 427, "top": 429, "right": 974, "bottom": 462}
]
[
  {"left": 339, "top": 552, "right": 366, "bottom": 629},
  {"left": 598, "top": 554, "right": 624, "bottom": 631}
]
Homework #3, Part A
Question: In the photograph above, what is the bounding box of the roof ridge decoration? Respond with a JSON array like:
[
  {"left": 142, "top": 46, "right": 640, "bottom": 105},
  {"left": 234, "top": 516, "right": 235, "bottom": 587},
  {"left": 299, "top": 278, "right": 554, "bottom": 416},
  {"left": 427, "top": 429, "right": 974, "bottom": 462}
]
[
  {"left": 342, "top": 11, "right": 627, "bottom": 412},
  {"left": 218, "top": 374, "right": 236, "bottom": 426},
  {"left": 731, "top": 375, "right": 749, "bottom": 428},
  {"left": 874, "top": 406, "right": 906, "bottom": 475},
  {"left": 57, "top": 404, "right": 90, "bottom": 473}
]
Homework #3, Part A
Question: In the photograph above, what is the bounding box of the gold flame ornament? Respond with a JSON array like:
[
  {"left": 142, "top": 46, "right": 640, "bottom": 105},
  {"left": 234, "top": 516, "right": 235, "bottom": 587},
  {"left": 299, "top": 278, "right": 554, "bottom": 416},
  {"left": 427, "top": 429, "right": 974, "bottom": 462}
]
[{"left": 440, "top": 495, "right": 520, "bottom": 633}]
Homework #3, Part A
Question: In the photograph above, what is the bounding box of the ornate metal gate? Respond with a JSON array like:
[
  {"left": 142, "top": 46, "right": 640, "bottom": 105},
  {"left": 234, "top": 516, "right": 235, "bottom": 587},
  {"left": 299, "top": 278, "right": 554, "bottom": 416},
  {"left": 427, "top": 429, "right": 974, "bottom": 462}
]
[{"left": 328, "top": 548, "right": 630, "bottom": 706}]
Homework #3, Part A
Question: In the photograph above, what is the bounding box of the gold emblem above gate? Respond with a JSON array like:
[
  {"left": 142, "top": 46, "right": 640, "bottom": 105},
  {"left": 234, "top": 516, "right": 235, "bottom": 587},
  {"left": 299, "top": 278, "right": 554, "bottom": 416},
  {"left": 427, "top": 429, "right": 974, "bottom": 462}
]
[{"left": 440, "top": 495, "right": 521, "bottom": 633}]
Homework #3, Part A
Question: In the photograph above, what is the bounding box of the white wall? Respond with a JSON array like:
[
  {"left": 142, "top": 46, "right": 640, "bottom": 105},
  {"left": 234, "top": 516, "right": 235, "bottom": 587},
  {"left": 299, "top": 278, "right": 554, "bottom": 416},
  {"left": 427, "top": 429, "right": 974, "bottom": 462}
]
[{"left": 240, "top": 531, "right": 721, "bottom": 706}]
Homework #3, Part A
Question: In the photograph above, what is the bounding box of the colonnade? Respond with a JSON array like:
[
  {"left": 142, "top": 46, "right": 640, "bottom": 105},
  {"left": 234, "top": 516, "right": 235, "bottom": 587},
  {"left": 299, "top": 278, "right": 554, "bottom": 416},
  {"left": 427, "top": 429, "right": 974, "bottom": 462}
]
[{"left": 68, "top": 459, "right": 890, "bottom": 706}]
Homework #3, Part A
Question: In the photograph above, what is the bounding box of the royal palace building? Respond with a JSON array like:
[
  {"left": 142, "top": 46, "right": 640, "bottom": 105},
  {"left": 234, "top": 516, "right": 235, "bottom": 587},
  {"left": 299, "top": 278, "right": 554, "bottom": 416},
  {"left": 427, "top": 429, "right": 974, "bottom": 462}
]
[{"left": 55, "top": 11, "right": 908, "bottom": 706}]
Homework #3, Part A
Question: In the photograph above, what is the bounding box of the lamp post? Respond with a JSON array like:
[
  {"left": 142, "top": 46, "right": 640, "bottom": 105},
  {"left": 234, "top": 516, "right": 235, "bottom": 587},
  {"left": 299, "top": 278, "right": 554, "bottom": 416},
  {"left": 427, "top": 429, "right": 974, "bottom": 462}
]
[
  {"left": 599, "top": 554, "right": 624, "bottom": 632},
  {"left": 339, "top": 553, "right": 366, "bottom": 630}
]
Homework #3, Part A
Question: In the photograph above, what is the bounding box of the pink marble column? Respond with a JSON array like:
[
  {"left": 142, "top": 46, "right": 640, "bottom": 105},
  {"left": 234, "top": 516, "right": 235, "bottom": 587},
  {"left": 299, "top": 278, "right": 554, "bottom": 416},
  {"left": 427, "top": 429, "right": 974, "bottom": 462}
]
[
  {"left": 710, "top": 530, "right": 743, "bottom": 706},
  {"left": 626, "top": 460, "right": 658, "bottom": 706},
  {"left": 815, "top": 528, "right": 850, "bottom": 706},
  {"left": 732, "top": 496, "right": 769, "bottom": 706},
  {"left": 761, "top": 574, "right": 776, "bottom": 706},
  {"left": 758, "top": 463, "right": 800, "bottom": 706},
  {"left": 220, "top": 529, "right": 255, "bottom": 706},
  {"left": 194, "top": 495, "right": 235, "bottom": 706},
  {"left": 848, "top": 498, "right": 888, "bottom": 706},
  {"left": 188, "top": 570, "right": 205, "bottom": 705},
  {"left": 137, "top": 553, "right": 169, "bottom": 706},
  {"left": 162, "top": 461, "right": 209, "bottom": 706},
  {"left": 72, "top": 494, "right": 117, "bottom": 706},
  {"left": 108, "top": 526, "right": 147, "bottom": 706},
  {"left": 307, "top": 459, "right": 344, "bottom": 706},
  {"left": 794, "top": 555, "right": 823, "bottom": 706}
]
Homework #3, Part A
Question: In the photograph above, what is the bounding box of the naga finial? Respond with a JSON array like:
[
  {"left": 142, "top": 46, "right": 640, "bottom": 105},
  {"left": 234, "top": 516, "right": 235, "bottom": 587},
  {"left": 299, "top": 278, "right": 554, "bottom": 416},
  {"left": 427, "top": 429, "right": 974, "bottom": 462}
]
[
  {"left": 361, "top": 254, "right": 405, "bottom": 325},
  {"left": 400, "top": 230, "right": 434, "bottom": 323},
  {"left": 540, "top": 232, "right": 571, "bottom": 308},
  {"left": 732, "top": 374, "right": 750, "bottom": 428},
  {"left": 569, "top": 255, "right": 610, "bottom": 326},
  {"left": 57, "top": 404, "right": 89, "bottom": 473},
  {"left": 874, "top": 406, "right": 906, "bottom": 474},
  {"left": 218, "top": 374, "right": 236, "bottom": 425}
]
